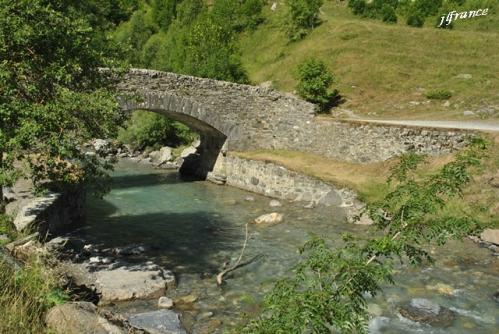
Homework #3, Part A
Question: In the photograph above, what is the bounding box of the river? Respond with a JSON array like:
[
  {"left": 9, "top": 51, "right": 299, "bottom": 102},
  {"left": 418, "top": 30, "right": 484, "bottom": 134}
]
[{"left": 75, "top": 159, "right": 498, "bottom": 333}]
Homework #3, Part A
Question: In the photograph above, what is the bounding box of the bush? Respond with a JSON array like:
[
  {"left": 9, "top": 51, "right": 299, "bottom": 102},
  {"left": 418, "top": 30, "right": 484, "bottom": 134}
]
[
  {"left": 286, "top": 0, "right": 324, "bottom": 41},
  {"left": 295, "top": 58, "right": 338, "bottom": 113},
  {"left": 382, "top": 4, "right": 397, "bottom": 23},
  {"left": 407, "top": 12, "right": 425, "bottom": 27},
  {"left": 117, "top": 111, "right": 198, "bottom": 150},
  {"left": 426, "top": 89, "right": 453, "bottom": 100},
  {"left": 348, "top": 0, "right": 366, "bottom": 15}
]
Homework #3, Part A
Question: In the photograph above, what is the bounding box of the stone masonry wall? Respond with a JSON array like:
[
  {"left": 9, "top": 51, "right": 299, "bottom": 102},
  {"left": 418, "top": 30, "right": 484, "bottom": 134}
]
[{"left": 224, "top": 156, "right": 352, "bottom": 207}]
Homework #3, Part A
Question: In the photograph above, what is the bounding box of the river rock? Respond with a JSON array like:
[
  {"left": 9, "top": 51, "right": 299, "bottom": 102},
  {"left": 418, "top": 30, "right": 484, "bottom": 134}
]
[
  {"left": 95, "top": 267, "right": 169, "bottom": 303},
  {"left": 46, "top": 302, "right": 124, "bottom": 334},
  {"left": 174, "top": 294, "right": 198, "bottom": 310},
  {"left": 480, "top": 229, "right": 499, "bottom": 245},
  {"left": 399, "top": 298, "right": 455, "bottom": 327},
  {"left": 158, "top": 296, "right": 174, "bottom": 309},
  {"left": 253, "top": 212, "right": 283, "bottom": 225},
  {"left": 269, "top": 199, "right": 282, "bottom": 207},
  {"left": 128, "top": 310, "right": 187, "bottom": 334},
  {"left": 13, "top": 193, "right": 59, "bottom": 232},
  {"left": 244, "top": 195, "right": 255, "bottom": 202},
  {"left": 157, "top": 146, "right": 173, "bottom": 164}
]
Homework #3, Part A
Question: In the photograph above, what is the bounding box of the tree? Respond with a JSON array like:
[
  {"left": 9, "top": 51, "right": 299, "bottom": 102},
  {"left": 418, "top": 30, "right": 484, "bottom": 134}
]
[
  {"left": 286, "top": 0, "right": 324, "bottom": 41},
  {"left": 0, "top": 0, "right": 124, "bottom": 210},
  {"left": 295, "top": 58, "right": 338, "bottom": 113},
  {"left": 241, "top": 138, "right": 488, "bottom": 333},
  {"left": 152, "top": 0, "right": 179, "bottom": 31}
]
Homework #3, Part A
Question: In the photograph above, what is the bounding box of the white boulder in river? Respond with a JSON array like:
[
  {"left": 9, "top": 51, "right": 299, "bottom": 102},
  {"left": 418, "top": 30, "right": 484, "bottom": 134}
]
[
  {"left": 253, "top": 212, "right": 283, "bottom": 225},
  {"left": 95, "top": 266, "right": 173, "bottom": 303}
]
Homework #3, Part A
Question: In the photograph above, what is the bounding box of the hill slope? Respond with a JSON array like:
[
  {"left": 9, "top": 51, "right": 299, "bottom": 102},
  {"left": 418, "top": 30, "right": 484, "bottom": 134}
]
[{"left": 239, "top": 1, "right": 499, "bottom": 120}]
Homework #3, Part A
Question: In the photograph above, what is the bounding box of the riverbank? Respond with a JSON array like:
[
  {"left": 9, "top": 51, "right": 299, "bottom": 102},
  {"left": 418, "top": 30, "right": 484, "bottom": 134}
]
[{"left": 1, "top": 136, "right": 498, "bottom": 333}]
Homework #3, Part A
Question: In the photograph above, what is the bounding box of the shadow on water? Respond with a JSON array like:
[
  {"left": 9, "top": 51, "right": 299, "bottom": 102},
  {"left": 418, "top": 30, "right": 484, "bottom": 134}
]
[
  {"left": 80, "top": 207, "right": 242, "bottom": 275},
  {"left": 109, "top": 171, "right": 184, "bottom": 190}
]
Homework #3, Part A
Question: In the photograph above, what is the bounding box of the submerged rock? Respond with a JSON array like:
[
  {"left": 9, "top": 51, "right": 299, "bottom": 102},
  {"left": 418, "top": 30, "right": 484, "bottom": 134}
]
[
  {"left": 269, "top": 199, "right": 282, "bottom": 207},
  {"left": 253, "top": 212, "right": 283, "bottom": 225},
  {"left": 399, "top": 298, "right": 455, "bottom": 327},
  {"left": 244, "top": 195, "right": 255, "bottom": 202},
  {"left": 174, "top": 294, "right": 198, "bottom": 311},
  {"left": 128, "top": 310, "right": 187, "bottom": 334},
  {"left": 46, "top": 302, "right": 124, "bottom": 334}
]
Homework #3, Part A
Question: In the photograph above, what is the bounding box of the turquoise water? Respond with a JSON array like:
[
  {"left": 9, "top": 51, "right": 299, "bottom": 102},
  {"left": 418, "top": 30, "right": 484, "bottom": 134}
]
[{"left": 80, "top": 160, "right": 498, "bottom": 333}]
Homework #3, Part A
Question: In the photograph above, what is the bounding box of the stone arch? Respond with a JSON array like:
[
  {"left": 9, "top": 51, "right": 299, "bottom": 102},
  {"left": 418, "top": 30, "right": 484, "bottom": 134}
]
[{"left": 118, "top": 92, "right": 228, "bottom": 179}]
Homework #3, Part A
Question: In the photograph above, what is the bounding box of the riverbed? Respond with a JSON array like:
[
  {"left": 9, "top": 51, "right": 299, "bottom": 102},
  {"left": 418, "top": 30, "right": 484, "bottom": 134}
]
[{"left": 75, "top": 159, "right": 498, "bottom": 333}]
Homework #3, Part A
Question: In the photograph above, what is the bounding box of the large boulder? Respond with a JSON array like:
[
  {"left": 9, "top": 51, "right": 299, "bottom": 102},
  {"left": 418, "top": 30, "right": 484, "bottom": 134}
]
[
  {"left": 157, "top": 146, "right": 173, "bottom": 165},
  {"left": 92, "top": 139, "right": 114, "bottom": 155},
  {"left": 480, "top": 229, "right": 499, "bottom": 245},
  {"left": 46, "top": 302, "right": 124, "bottom": 334},
  {"left": 398, "top": 298, "right": 455, "bottom": 327},
  {"left": 13, "top": 193, "right": 59, "bottom": 232},
  {"left": 95, "top": 266, "right": 170, "bottom": 303},
  {"left": 128, "top": 310, "right": 187, "bottom": 334},
  {"left": 253, "top": 212, "right": 283, "bottom": 225},
  {"left": 180, "top": 146, "right": 197, "bottom": 159}
]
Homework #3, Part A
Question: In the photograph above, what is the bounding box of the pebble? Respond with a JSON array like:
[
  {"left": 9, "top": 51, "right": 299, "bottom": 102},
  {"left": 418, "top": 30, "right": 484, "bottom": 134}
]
[
  {"left": 158, "top": 296, "right": 174, "bottom": 309},
  {"left": 269, "top": 200, "right": 282, "bottom": 207}
]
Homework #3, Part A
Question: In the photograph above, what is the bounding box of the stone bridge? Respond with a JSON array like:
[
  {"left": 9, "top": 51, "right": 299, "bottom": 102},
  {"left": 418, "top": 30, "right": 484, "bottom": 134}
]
[{"left": 117, "top": 69, "right": 470, "bottom": 181}]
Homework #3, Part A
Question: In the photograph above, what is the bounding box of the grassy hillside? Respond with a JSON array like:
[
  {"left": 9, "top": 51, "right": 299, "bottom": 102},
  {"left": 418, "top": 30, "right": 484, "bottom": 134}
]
[{"left": 239, "top": 1, "right": 499, "bottom": 120}]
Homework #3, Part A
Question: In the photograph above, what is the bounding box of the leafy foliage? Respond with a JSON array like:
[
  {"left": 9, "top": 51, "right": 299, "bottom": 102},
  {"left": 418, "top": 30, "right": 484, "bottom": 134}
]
[
  {"left": 295, "top": 58, "right": 338, "bottom": 113},
  {"left": 114, "top": 0, "right": 262, "bottom": 83},
  {"left": 382, "top": 4, "right": 398, "bottom": 23},
  {"left": 241, "top": 138, "right": 488, "bottom": 333},
  {"left": 0, "top": 0, "right": 124, "bottom": 202},
  {"left": 117, "top": 111, "right": 197, "bottom": 150},
  {"left": 286, "top": 0, "right": 324, "bottom": 41}
]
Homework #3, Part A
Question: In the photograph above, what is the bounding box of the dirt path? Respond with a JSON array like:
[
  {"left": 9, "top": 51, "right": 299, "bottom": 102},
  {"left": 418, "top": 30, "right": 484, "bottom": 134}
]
[{"left": 345, "top": 119, "right": 499, "bottom": 132}]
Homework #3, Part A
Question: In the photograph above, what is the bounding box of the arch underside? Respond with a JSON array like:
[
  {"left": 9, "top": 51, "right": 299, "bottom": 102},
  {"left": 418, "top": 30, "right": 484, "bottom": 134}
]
[{"left": 119, "top": 94, "right": 228, "bottom": 180}]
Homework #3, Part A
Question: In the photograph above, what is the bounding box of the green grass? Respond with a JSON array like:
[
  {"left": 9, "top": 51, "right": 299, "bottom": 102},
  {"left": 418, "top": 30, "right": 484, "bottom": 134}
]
[
  {"left": 0, "top": 215, "right": 68, "bottom": 333},
  {"left": 239, "top": 1, "right": 499, "bottom": 120},
  {"left": 0, "top": 255, "right": 67, "bottom": 333}
]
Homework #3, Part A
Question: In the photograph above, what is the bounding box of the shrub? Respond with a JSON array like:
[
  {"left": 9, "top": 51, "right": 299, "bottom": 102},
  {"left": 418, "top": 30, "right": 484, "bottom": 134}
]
[
  {"left": 348, "top": 0, "right": 366, "bottom": 16},
  {"left": 407, "top": 12, "right": 425, "bottom": 27},
  {"left": 426, "top": 89, "right": 453, "bottom": 100},
  {"left": 117, "top": 111, "right": 197, "bottom": 150},
  {"left": 295, "top": 58, "right": 338, "bottom": 113},
  {"left": 286, "top": 0, "right": 324, "bottom": 41},
  {"left": 382, "top": 4, "right": 398, "bottom": 23}
]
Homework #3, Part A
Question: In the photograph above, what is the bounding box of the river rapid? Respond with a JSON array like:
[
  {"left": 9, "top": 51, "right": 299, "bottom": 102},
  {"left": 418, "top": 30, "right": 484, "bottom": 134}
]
[{"left": 75, "top": 159, "right": 498, "bottom": 333}]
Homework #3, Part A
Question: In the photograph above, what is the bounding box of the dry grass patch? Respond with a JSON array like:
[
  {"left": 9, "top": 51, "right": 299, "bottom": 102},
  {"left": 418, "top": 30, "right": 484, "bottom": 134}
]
[{"left": 233, "top": 133, "right": 498, "bottom": 227}]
